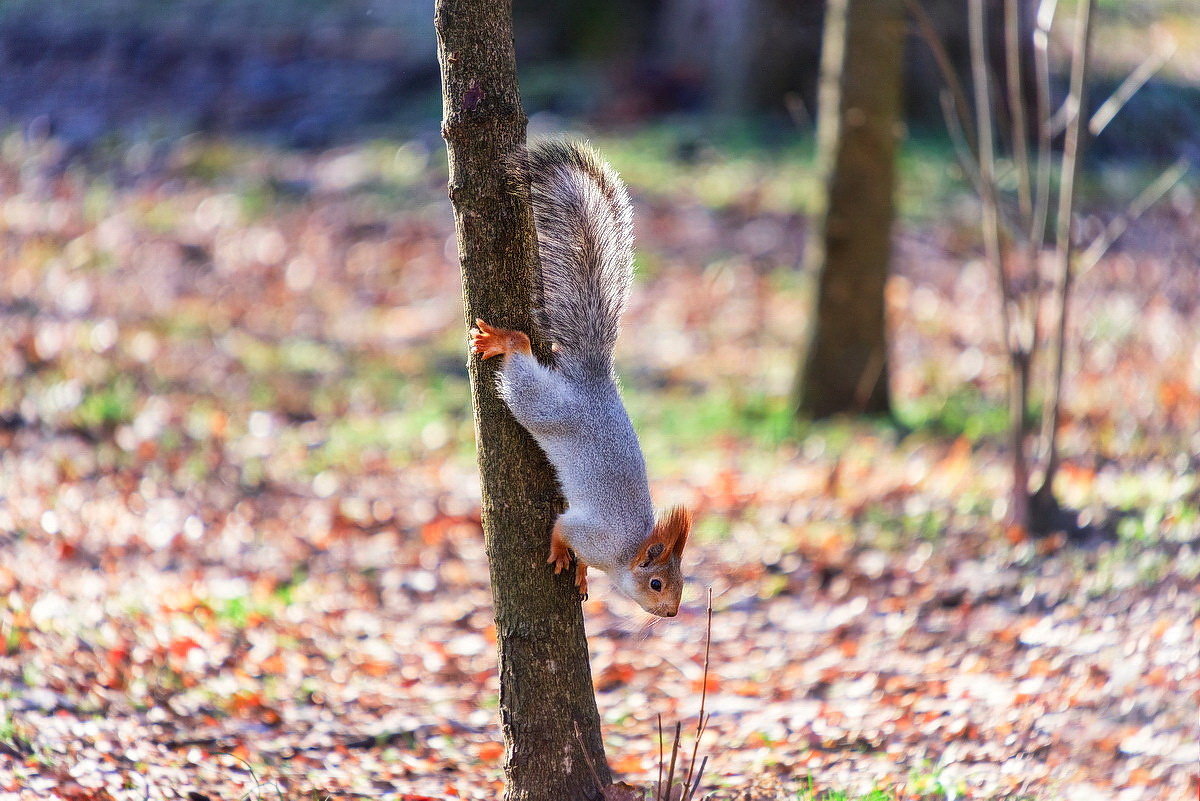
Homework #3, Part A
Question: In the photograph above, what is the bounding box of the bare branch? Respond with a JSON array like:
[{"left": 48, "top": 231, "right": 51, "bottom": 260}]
[
  {"left": 1030, "top": 0, "right": 1056, "bottom": 258},
  {"left": 1005, "top": 0, "right": 1033, "bottom": 221},
  {"left": 1037, "top": 0, "right": 1059, "bottom": 32},
  {"left": 663, "top": 721, "right": 682, "bottom": 801},
  {"left": 657, "top": 714, "right": 664, "bottom": 801},
  {"left": 969, "top": 0, "right": 1015, "bottom": 352},
  {"left": 1090, "top": 42, "right": 1176, "bottom": 137},
  {"left": 939, "top": 91, "right": 987, "bottom": 194},
  {"left": 1079, "top": 158, "right": 1189, "bottom": 273},
  {"left": 939, "top": 91, "right": 1032, "bottom": 249},
  {"left": 574, "top": 721, "right": 607, "bottom": 793},
  {"left": 1038, "top": 0, "right": 1094, "bottom": 498},
  {"left": 905, "top": 0, "right": 977, "bottom": 155}
]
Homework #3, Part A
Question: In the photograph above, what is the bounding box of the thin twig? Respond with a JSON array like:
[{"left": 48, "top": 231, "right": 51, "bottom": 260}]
[
  {"left": 1030, "top": 0, "right": 1055, "bottom": 251},
  {"left": 904, "top": 0, "right": 977, "bottom": 156},
  {"left": 1029, "top": 0, "right": 1057, "bottom": 354},
  {"left": 574, "top": 721, "right": 606, "bottom": 794},
  {"left": 657, "top": 714, "right": 664, "bottom": 801},
  {"left": 683, "top": 590, "right": 714, "bottom": 791},
  {"left": 969, "top": 0, "right": 1015, "bottom": 350},
  {"left": 938, "top": 90, "right": 1028, "bottom": 246},
  {"left": 939, "top": 90, "right": 986, "bottom": 195},
  {"left": 1038, "top": 0, "right": 1095, "bottom": 499},
  {"left": 1005, "top": 0, "right": 1033, "bottom": 222},
  {"left": 1090, "top": 42, "right": 1176, "bottom": 137},
  {"left": 1003, "top": 0, "right": 1038, "bottom": 525},
  {"left": 663, "top": 721, "right": 682, "bottom": 801},
  {"left": 910, "top": 0, "right": 1026, "bottom": 248},
  {"left": 1078, "top": 158, "right": 1189, "bottom": 274}
]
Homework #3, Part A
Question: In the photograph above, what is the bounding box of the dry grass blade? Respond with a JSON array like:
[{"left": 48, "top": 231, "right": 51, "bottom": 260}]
[{"left": 685, "top": 755, "right": 709, "bottom": 801}]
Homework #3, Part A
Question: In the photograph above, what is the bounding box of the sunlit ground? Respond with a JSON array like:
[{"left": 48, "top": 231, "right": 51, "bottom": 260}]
[{"left": 0, "top": 123, "right": 1196, "bottom": 799}]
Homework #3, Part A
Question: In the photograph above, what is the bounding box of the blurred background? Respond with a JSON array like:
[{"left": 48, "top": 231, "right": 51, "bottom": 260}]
[
  {"left": 0, "top": 1, "right": 1197, "bottom": 799},
  {"left": 0, "top": 0, "right": 1197, "bottom": 150}
]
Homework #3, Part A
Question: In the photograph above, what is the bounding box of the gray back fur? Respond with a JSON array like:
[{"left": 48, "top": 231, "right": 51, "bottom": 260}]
[{"left": 525, "top": 140, "right": 633, "bottom": 380}]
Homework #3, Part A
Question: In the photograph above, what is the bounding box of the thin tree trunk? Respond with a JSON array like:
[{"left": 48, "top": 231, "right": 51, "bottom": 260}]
[
  {"left": 1035, "top": 0, "right": 1095, "bottom": 523},
  {"left": 434, "top": 2, "right": 610, "bottom": 798},
  {"left": 793, "top": 0, "right": 904, "bottom": 419}
]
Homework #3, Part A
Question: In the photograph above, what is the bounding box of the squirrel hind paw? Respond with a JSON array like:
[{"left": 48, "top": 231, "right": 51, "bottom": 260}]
[
  {"left": 547, "top": 535, "right": 572, "bottom": 574},
  {"left": 470, "top": 320, "right": 531, "bottom": 360},
  {"left": 574, "top": 561, "right": 589, "bottom": 601}
]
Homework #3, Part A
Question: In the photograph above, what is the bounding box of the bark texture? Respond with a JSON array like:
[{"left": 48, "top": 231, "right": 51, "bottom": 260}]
[
  {"left": 793, "top": 0, "right": 905, "bottom": 418},
  {"left": 434, "top": 2, "right": 610, "bottom": 798}
]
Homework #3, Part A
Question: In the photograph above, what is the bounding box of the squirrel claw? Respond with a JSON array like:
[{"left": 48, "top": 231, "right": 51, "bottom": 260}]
[
  {"left": 548, "top": 550, "right": 571, "bottom": 575},
  {"left": 574, "top": 561, "right": 589, "bottom": 600}
]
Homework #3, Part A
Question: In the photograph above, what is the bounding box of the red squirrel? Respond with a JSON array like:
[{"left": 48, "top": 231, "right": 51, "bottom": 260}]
[{"left": 471, "top": 141, "right": 691, "bottom": 618}]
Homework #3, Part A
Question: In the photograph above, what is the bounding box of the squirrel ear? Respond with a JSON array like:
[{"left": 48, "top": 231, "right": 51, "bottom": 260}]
[
  {"left": 654, "top": 506, "right": 691, "bottom": 559},
  {"left": 636, "top": 541, "right": 664, "bottom": 568}
]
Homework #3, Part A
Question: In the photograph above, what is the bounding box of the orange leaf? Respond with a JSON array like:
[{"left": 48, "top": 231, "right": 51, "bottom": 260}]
[
  {"left": 476, "top": 741, "right": 504, "bottom": 761},
  {"left": 610, "top": 753, "right": 645, "bottom": 774},
  {"left": 168, "top": 637, "right": 199, "bottom": 659},
  {"left": 1126, "top": 768, "right": 1153, "bottom": 786},
  {"left": 596, "top": 663, "right": 636, "bottom": 692}
]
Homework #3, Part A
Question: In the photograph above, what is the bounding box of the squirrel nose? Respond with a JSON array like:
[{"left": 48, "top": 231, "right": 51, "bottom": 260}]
[{"left": 663, "top": 608, "right": 677, "bottom": 617}]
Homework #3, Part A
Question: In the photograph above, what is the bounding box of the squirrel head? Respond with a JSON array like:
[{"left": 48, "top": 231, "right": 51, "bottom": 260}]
[{"left": 620, "top": 506, "right": 691, "bottom": 617}]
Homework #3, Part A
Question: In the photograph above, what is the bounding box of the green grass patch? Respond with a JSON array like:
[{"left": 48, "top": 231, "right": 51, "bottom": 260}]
[
  {"left": 74, "top": 376, "right": 138, "bottom": 431},
  {"left": 300, "top": 382, "right": 474, "bottom": 474},
  {"left": 626, "top": 385, "right": 794, "bottom": 466},
  {"left": 895, "top": 385, "right": 1011, "bottom": 442}
]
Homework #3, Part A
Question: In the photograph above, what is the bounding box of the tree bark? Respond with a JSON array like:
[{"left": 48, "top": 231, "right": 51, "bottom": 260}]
[
  {"left": 434, "top": 2, "right": 610, "bottom": 799},
  {"left": 793, "top": 0, "right": 905, "bottom": 419}
]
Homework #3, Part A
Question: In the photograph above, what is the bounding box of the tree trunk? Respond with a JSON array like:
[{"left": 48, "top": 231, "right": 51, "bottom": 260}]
[
  {"left": 793, "top": 0, "right": 905, "bottom": 419},
  {"left": 434, "top": 2, "right": 610, "bottom": 799}
]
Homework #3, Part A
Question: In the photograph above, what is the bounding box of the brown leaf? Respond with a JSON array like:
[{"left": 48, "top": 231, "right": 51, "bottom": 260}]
[{"left": 602, "top": 782, "right": 646, "bottom": 801}]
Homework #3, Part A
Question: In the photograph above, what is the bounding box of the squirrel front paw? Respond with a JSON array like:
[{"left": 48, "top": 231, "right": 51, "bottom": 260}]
[
  {"left": 470, "top": 319, "right": 532, "bottom": 360},
  {"left": 548, "top": 525, "right": 588, "bottom": 601},
  {"left": 547, "top": 526, "right": 572, "bottom": 574}
]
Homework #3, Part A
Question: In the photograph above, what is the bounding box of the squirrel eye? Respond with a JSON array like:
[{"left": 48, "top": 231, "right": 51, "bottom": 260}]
[{"left": 650, "top": 579, "right": 663, "bottom": 591}]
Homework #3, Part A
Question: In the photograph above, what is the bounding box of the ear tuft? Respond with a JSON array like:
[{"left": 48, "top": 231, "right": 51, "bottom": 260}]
[{"left": 654, "top": 505, "right": 691, "bottom": 558}]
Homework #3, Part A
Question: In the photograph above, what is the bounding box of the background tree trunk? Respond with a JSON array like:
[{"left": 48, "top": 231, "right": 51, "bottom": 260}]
[
  {"left": 434, "top": 2, "right": 611, "bottom": 799},
  {"left": 793, "top": 0, "right": 905, "bottom": 418}
]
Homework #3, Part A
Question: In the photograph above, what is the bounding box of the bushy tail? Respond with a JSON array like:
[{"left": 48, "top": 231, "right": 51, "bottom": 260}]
[{"left": 526, "top": 140, "right": 633, "bottom": 378}]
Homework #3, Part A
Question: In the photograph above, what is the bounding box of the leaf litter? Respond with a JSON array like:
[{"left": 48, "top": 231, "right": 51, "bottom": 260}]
[{"left": 0, "top": 133, "right": 1197, "bottom": 799}]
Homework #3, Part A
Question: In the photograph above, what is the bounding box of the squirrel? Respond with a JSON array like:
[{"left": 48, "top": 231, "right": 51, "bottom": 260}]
[{"left": 470, "top": 140, "right": 691, "bottom": 618}]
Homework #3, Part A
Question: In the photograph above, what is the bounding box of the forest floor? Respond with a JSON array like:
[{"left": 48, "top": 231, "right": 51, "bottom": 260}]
[{"left": 0, "top": 129, "right": 1197, "bottom": 801}]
